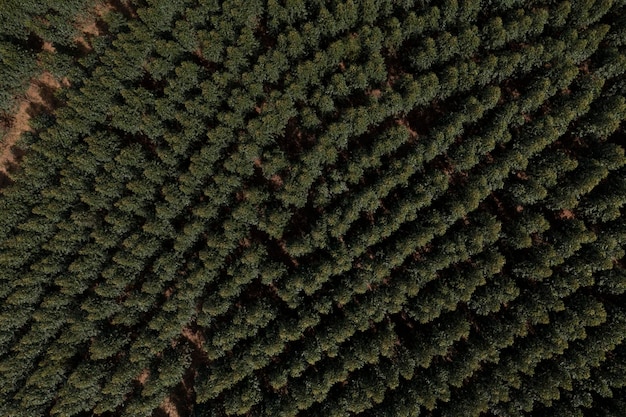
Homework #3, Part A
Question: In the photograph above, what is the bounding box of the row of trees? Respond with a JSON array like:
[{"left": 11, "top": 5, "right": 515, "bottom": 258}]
[
  {"left": 1, "top": 0, "right": 625, "bottom": 416},
  {"left": 0, "top": 0, "right": 100, "bottom": 113}
]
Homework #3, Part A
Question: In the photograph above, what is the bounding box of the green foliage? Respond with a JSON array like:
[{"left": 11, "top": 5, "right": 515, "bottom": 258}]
[
  {"left": 0, "top": 0, "right": 94, "bottom": 112},
  {"left": 1, "top": 1, "right": 626, "bottom": 417}
]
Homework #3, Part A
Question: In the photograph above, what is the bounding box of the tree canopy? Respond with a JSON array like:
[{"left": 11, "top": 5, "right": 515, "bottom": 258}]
[{"left": 1, "top": 0, "right": 626, "bottom": 416}]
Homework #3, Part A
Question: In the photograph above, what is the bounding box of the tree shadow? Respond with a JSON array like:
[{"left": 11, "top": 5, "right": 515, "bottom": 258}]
[
  {"left": 109, "top": 0, "right": 139, "bottom": 19},
  {"left": 0, "top": 170, "right": 12, "bottom": 188}
]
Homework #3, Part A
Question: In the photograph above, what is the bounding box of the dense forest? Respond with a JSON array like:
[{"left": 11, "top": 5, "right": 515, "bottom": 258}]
[{"left": 1, "top": 0, "right": 626, "bottom": 416}]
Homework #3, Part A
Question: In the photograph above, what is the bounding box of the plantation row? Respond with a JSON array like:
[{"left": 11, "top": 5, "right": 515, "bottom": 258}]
[{"left": 1, "top": 0, "right": 626, "bottom": 416}]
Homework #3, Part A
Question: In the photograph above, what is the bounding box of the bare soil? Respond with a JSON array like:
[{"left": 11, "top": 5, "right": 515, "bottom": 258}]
[
  {"left": 74, "top": 2, "right": 115, "bottom": 52},
  {"left": 0, "top": 0, "right": 116, "bottom": 186},
  {"left": 559, "top": 209, "right": 575, "bottom": 220},
  {"left": 0, "top": 72, "right": 62, "bottom": 177},
  {"left": 137, "top": 368, "right": 151, "bottom": 385},
  {"left": 156, "top": 397, "right": 181, "bottom": 417}
]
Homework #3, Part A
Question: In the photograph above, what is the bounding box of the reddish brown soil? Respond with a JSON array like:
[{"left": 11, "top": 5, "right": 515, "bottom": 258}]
[
  {"left": 137, "top": 368, "right": 151, "bottom": 385},
  {"left": 0, "top": 1, "right": 115, "bottom": 183},
  {"left": 0, "top": 72, "right": 62, "bottom": 176},
  {"left": 157, "top": 397, "right": 181, "bottom": 417},
  {"left": 152, "top": 326, "right": 208, "bottom": 417},
  {"left": 74, "top": 2, "right": 115, "bottom": 51}
]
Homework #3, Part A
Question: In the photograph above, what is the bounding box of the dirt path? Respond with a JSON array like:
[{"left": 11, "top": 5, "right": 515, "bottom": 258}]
[
  {"left": 74, "top": 2, "right": 115, "bottom": 51},
  {"left": 154, "top": 326, "right": 208, "bottom": 417},
  {"left": 0, "top": 1, "right": 116, "bottom": 181},
  {"left": 0, "top": 72, "right": 62, "bottom": 176}
]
